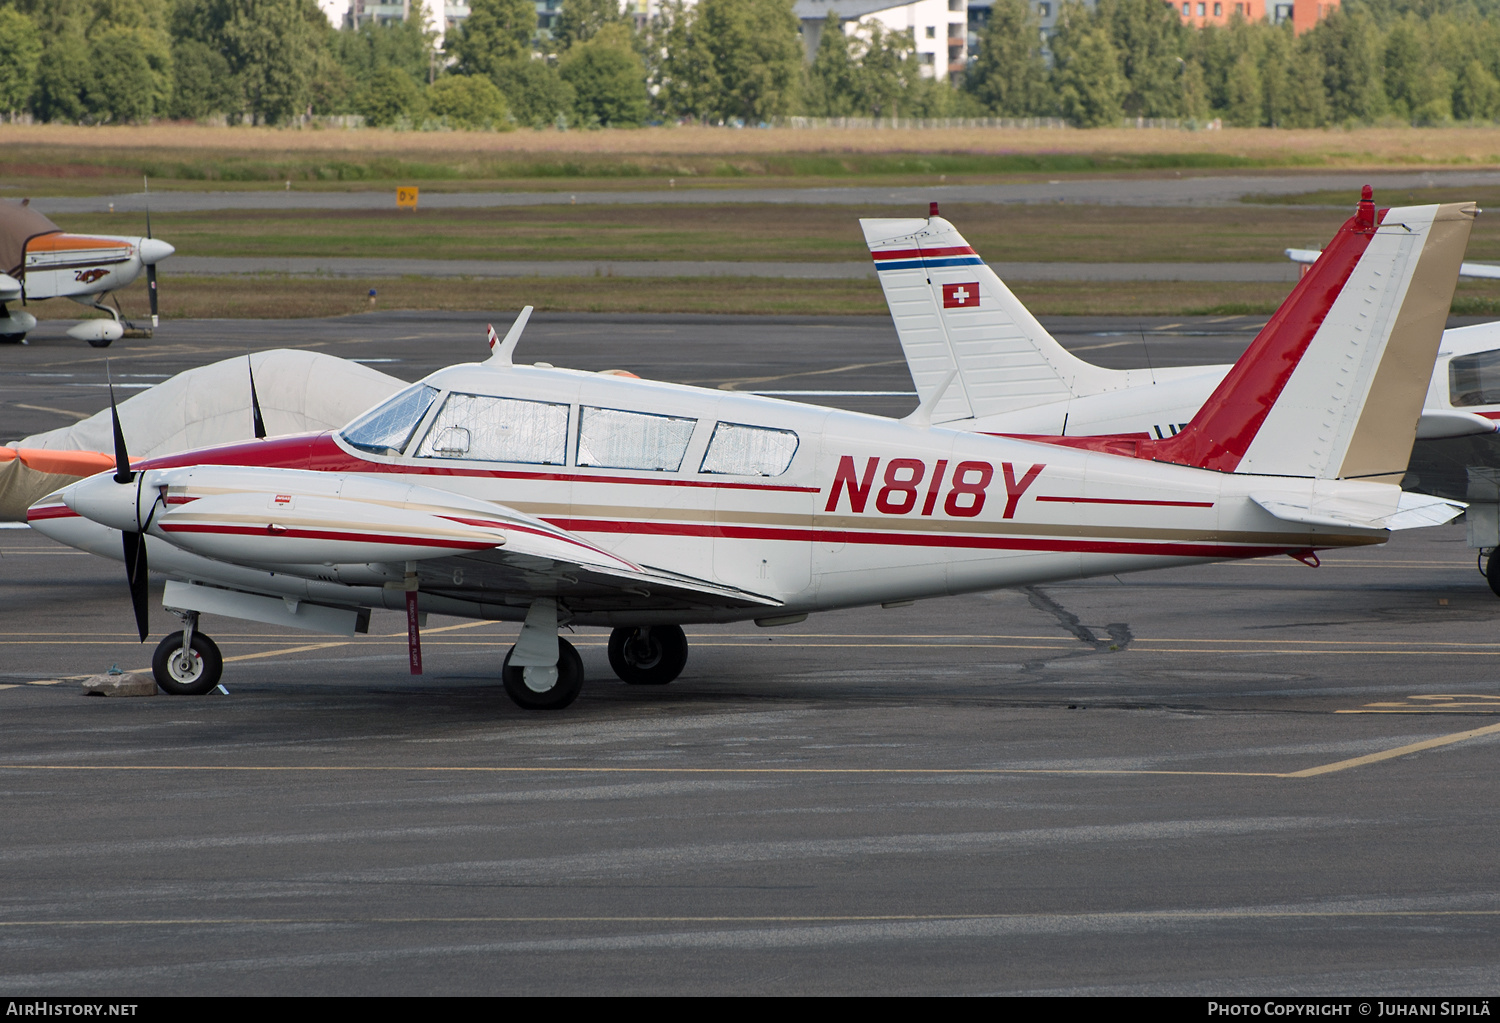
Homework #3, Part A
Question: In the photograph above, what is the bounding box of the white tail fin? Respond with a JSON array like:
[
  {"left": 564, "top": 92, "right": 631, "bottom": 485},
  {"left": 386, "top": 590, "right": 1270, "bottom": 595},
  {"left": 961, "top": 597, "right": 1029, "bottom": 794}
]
[
  {"left": 1230, "top": 202, "right": 1475, "bottom": 481},
  {"left": 861, "top": 215, "right": 1122, "bottom": 424}
]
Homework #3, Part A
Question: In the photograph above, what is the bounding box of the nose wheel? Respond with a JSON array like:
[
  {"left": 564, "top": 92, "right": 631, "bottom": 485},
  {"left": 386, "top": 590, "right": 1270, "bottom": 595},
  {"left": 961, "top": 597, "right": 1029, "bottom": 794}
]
[
  {"left": 152, "top": 629, "right": 223, "bottom": 695},
  {"left": 608, "top": 625, "right": 688, "bottom": 685}
]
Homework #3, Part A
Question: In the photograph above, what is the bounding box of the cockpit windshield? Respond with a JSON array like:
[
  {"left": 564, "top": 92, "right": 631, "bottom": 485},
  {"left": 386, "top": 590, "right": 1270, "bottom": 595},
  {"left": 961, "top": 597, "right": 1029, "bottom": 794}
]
[{"left": 338, "top": 384, "right": 440, "bottom": 456}]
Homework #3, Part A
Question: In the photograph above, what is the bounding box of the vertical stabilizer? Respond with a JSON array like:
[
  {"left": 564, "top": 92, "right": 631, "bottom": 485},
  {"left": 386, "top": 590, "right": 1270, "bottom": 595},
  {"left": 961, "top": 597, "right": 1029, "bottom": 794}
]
[
  {"left": 861, "top": 215, "right": 1120, "bottom": 424},
  {"left": 1152, "top": 194, "right": 1475, "bottom": 481}
]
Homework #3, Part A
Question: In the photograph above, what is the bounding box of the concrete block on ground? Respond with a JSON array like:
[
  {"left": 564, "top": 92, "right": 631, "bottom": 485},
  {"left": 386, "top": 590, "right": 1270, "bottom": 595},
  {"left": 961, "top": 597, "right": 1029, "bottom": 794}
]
[{"left": 82, "top": 673, "right": 157, "bottom": 697}]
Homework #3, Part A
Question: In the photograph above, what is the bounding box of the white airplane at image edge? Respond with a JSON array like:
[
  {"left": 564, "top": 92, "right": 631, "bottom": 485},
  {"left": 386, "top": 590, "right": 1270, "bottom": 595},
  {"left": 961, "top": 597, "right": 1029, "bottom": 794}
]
[
  {"left": 27, "top": 196, "right": 1473, "bottom": 710},
  {"left": 863, "top": 189, "right": 1500, "bottom": 590},
  {"left": 0, "top": 196, "right": 174, "bottom": 347}
]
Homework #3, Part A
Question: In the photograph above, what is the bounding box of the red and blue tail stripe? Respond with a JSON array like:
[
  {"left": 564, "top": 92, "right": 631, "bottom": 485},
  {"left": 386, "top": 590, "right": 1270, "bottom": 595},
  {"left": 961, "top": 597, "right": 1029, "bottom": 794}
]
[{"left": 871, "top": 245, "right": 983, "bottom": 272}]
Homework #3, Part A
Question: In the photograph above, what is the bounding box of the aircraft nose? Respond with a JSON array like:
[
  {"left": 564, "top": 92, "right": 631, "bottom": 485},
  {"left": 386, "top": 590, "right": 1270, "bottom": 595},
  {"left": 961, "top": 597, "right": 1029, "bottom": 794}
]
[{"left": 138, "top": 238, "right": 174, "bottom": 265}]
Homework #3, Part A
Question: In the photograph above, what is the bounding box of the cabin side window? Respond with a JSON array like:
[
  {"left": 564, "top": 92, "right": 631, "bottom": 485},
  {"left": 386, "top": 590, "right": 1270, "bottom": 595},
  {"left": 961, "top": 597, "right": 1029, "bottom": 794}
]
[
  {"left": 699, "top": 422, "right": 799, "bottom": 477},
  {"left": 576, "top": 406, "right": 697, "bottom": 471},
  {"left": 1449, "top": 350, "right": 1500, "bottom": 408},
  {"left": 339, "top": 384, "right": 440, "bottom": 456},
  {"left": 413, "top": 392, "right": 569, "bottom": 464}
]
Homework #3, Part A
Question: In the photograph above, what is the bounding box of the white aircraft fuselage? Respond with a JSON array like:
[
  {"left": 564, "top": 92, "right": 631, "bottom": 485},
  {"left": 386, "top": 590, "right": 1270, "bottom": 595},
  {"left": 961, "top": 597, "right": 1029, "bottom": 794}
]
[{"left": 33, "top": 361, "right": 1383, "bottom": 630}]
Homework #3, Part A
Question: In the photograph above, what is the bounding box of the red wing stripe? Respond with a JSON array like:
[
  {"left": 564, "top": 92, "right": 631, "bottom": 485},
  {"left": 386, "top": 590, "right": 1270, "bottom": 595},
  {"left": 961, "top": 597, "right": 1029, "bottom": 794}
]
[
  {"left": 545, "top": 518, "right": 1295, "bottom": 560},
  {"left": 1034, "top": 497, "right": 1215, "bottom": 508},
  {"left": 436, "top": 515, "right": 642, "bottom": 571},
  {"left": 160, "top": 523, "right": 497, "bottom": 551}
]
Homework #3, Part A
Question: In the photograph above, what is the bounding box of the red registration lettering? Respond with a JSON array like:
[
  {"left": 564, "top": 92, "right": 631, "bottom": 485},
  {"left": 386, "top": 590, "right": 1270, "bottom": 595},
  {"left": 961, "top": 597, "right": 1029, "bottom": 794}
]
[
  {"left": 944, "top": 461, "right": 993, "bottom": 517},
  {"left": 825, "top": 455, "right": 879, "bottom": 513},
  {"left": 1000, "top": 462, "right": 1045, "bottom": 519},
  {"left": 875, "top": 458, "right": 925, "bottom": 514}
]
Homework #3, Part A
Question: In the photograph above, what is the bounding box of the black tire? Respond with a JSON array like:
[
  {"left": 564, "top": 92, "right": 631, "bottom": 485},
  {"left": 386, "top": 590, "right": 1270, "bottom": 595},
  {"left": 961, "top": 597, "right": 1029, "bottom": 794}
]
[
  {"left": 152, "top": 631, "right": 223, "bottom": 695},
  {"left": 502, "top": 637, "right": 584, "bottom": 710},
  {"left": 607, "top": 625, "right": 688, "bottom": 685},
  {"left": 0, "top": 333, "right": 25, "bottom": 344},
  {"left": 1486, "top": 553, "right": 1500, "bottom": 599},
  {"left": 86, "top": 335, "right": 113, "bottom": 349}
]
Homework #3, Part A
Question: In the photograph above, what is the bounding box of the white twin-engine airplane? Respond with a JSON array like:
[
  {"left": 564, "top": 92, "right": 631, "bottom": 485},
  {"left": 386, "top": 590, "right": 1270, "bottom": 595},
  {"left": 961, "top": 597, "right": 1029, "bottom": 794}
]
[
  {"left": 27, "top": 195, "right": 1474, "bottom": 710},
  {"left": 863, "top": 189, "right": 1500, "bottom": 589}
]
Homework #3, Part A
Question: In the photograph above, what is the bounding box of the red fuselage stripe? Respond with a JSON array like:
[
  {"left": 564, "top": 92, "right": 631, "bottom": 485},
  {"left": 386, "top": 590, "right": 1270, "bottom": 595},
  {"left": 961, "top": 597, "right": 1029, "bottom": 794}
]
[
  {"left": 1034, "top": 496, "right": 1215, "bottom": 508},
  {"left": 25, "top": 505, "right": 76, "bottom": 521},
  {"left": 545, "top": 517, "right": 1290, "bottom": 560}
]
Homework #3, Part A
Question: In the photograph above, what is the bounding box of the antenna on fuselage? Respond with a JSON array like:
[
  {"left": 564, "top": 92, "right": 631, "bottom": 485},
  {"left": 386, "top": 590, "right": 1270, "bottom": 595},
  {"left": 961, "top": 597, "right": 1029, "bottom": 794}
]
[
  {"left": 487, "top": 306, "right": 533, "bottom": 366},
  {"left": 903, "top": 367, "right": 958, "bottom": 429}
]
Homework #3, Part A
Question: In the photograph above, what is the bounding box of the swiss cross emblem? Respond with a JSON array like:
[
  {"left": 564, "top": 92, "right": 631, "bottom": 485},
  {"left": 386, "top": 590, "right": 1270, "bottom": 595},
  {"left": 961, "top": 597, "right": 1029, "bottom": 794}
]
[{"left": 942, "top": 283, "right": 979, "bottom": 309}]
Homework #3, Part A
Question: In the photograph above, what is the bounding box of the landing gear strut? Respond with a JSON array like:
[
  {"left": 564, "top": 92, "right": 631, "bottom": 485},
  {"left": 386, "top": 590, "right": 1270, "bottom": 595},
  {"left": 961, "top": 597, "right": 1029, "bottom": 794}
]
[
  {"left": 152, "top": 613, "right": 223, "bottom": 695},
  {"left": 608, "top": 625, "right": 688, "bottom": 685}
]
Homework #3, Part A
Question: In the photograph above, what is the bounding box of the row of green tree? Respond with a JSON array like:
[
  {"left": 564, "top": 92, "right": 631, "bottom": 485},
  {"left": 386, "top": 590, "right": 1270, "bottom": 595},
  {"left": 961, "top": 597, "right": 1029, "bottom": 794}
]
[
  {"left": 970, "top": 0, "right": 1500, "bottom": 126},
  {"left": 1, "top": 0, "right": 1499, "bottom": 129}
]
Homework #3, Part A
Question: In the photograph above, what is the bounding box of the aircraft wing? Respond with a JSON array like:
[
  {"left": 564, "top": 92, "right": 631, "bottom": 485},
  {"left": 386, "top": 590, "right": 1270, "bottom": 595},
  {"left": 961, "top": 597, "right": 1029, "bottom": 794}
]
[
  {"left": 1287, "top": 247, "right": 1500, "bottom": 280},
  {"left": 131, "top": 464, "right": 781, "bottom": 615},
  {"left": 412, "top": 543, "right": 781, "bottom": 615}
]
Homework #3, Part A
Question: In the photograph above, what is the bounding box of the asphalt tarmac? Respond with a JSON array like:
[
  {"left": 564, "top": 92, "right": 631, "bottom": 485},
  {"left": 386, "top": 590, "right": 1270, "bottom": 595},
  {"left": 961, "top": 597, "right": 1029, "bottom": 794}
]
[
  {"left": 167, "top": 256, "right": 1304, "bottom": 283},
  {"left": 2, "top": 314, "right": 1499, "bottom": 995}
]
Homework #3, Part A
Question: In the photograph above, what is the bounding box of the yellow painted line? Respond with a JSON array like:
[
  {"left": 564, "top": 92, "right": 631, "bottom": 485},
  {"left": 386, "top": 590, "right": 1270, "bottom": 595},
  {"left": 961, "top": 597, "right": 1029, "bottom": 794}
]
[
  {"left": 222, "top": 641, "right": 353, "bottom": 664},
  {"left": 404, "top": 620, "right": 498, "bottom": 636},
  {"left": 3, "top": 909, "right": 1500, "bottom": 928},
  {"left": 26, "top": 679, "right": 64, "bottom": 686},
  {"left": 1282, "top": 721, "right": 1500, "bottom": 778},
  {"left": 0, "top": 685, "right": 17, "bottom": 691},
  {"left": 1335, "top": 709, "right": 1500, "bottom": 714}
]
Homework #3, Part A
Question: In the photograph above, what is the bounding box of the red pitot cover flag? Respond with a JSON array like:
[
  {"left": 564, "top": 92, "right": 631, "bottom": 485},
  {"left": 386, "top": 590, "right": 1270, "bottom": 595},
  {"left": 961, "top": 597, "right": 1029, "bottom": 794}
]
[{"left": 942, "top": 283, "right": 980, "bottom": 309}]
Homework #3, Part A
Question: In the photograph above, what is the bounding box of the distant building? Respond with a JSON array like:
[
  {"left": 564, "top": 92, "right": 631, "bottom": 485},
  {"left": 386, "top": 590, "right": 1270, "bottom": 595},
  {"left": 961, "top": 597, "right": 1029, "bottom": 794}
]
[
  {"left": 1174, "top": 0, "right": 1338, "bottom": 33},
  {"left": 794, "top": 0, "right": 971, "bottom": 81}
]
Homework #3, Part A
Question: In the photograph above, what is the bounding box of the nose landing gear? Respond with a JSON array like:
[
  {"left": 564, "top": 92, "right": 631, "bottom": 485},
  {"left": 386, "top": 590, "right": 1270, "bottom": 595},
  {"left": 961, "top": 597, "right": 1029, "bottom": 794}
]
[{"left": 151, "top": 613, "right": 223, "bottom": 695}]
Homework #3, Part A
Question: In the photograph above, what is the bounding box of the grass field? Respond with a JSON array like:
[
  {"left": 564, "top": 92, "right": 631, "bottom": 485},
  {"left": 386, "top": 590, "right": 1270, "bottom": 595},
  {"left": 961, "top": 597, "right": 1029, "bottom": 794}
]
[
  {"left": 48, "top": 202, "right": 1376, "bottom": 264},
  {"left": 51, "top": 193, "right": 1500, "bottom": 264},
  {"left": 4, "top": 123, "right": 1500, "bottom": 196}
]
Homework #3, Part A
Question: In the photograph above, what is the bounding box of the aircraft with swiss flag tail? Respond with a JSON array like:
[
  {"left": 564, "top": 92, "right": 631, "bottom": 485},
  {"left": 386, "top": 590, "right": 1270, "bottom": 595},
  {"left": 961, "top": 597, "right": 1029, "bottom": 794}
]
[
  {"left": 28, "top": 196, "right": 1475, "bottom": 709},
  {"left": 864, "top": 192, "right": 1500, "bottom": 591}
]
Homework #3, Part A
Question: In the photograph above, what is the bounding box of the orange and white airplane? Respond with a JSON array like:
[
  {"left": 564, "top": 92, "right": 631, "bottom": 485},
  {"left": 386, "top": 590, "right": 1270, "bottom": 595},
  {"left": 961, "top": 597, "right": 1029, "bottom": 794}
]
[
  {"left": 27, "top": 196, "right": 1474, "bottom": 709},
  {"left": 865, "top": 190, "right": 1500, "bottom": 592},
  {"left": 0, "top": 197, "right": 173, "bottom": 347}
]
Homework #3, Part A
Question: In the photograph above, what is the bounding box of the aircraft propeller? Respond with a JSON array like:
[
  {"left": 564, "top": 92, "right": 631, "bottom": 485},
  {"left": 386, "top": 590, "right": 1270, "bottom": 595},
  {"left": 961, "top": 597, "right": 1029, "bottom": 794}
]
[
  {"left": 108, "top": 364, "right": 158, "bottom": 642},
  {"left": 143, "top": 176, "right": 159, "bottom": 330},
  {"left": 248, "top": 356, "right": 267, "bottom": 439}
]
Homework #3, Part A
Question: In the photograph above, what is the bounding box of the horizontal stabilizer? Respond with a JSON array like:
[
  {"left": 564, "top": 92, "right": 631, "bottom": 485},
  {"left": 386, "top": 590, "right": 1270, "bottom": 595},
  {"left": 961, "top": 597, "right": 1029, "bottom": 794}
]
[{"left": 1253, "top": 490, "right": 1464, "bottom": 532}]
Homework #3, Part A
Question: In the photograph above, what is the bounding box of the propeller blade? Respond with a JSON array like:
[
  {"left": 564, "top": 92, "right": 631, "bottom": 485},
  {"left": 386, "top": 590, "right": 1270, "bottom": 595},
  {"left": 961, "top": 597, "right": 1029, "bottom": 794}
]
[
  {"left": 248, "top": 356, "right": 266, "bottom": 439},
  {"left": 147, "top": 263, "right": 158, "bottom": 329},
  {"left": 122, "top": 527, "right": 149, "bottom": 643},
  {"left": 143, "top": 175, "right": 151, "bottom": 240},
  {"left": 107, "top": 365, "right": 132, "bottom": 484}
]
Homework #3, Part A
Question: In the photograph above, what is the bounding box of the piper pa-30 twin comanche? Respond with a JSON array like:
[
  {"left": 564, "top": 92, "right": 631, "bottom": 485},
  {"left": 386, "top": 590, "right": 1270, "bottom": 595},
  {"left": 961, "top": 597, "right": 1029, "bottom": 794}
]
[
  {"left": 0, "top": 195, "right": 173, "bottom": 347},
  {"left": 27, "top": 196, "right": 1475, "bottom": 710},
  {"left": 865, "top": 189, "right": 1500, "bottom": 591}
]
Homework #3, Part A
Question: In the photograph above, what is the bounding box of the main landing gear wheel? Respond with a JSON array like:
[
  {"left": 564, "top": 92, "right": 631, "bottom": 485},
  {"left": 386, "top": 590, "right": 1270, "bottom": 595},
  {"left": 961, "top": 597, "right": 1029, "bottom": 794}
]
[
  {"left": 502, "top": 637, "right": 584, "bottom": 710},
  {"left": 0, "top": 334, "right": 25, "bottom": 345},
  {"left": 152, "top": 630, "right": 223, "bottom": 695},
  {"left": 608, "top": 625, "right": 688, "bottom": 685},
  {"left": 86, "top": 335, "right": 113, "bottom": 349},
  {"left": 1485, "top": 552, "right": 1500, "bottom": 599}
]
